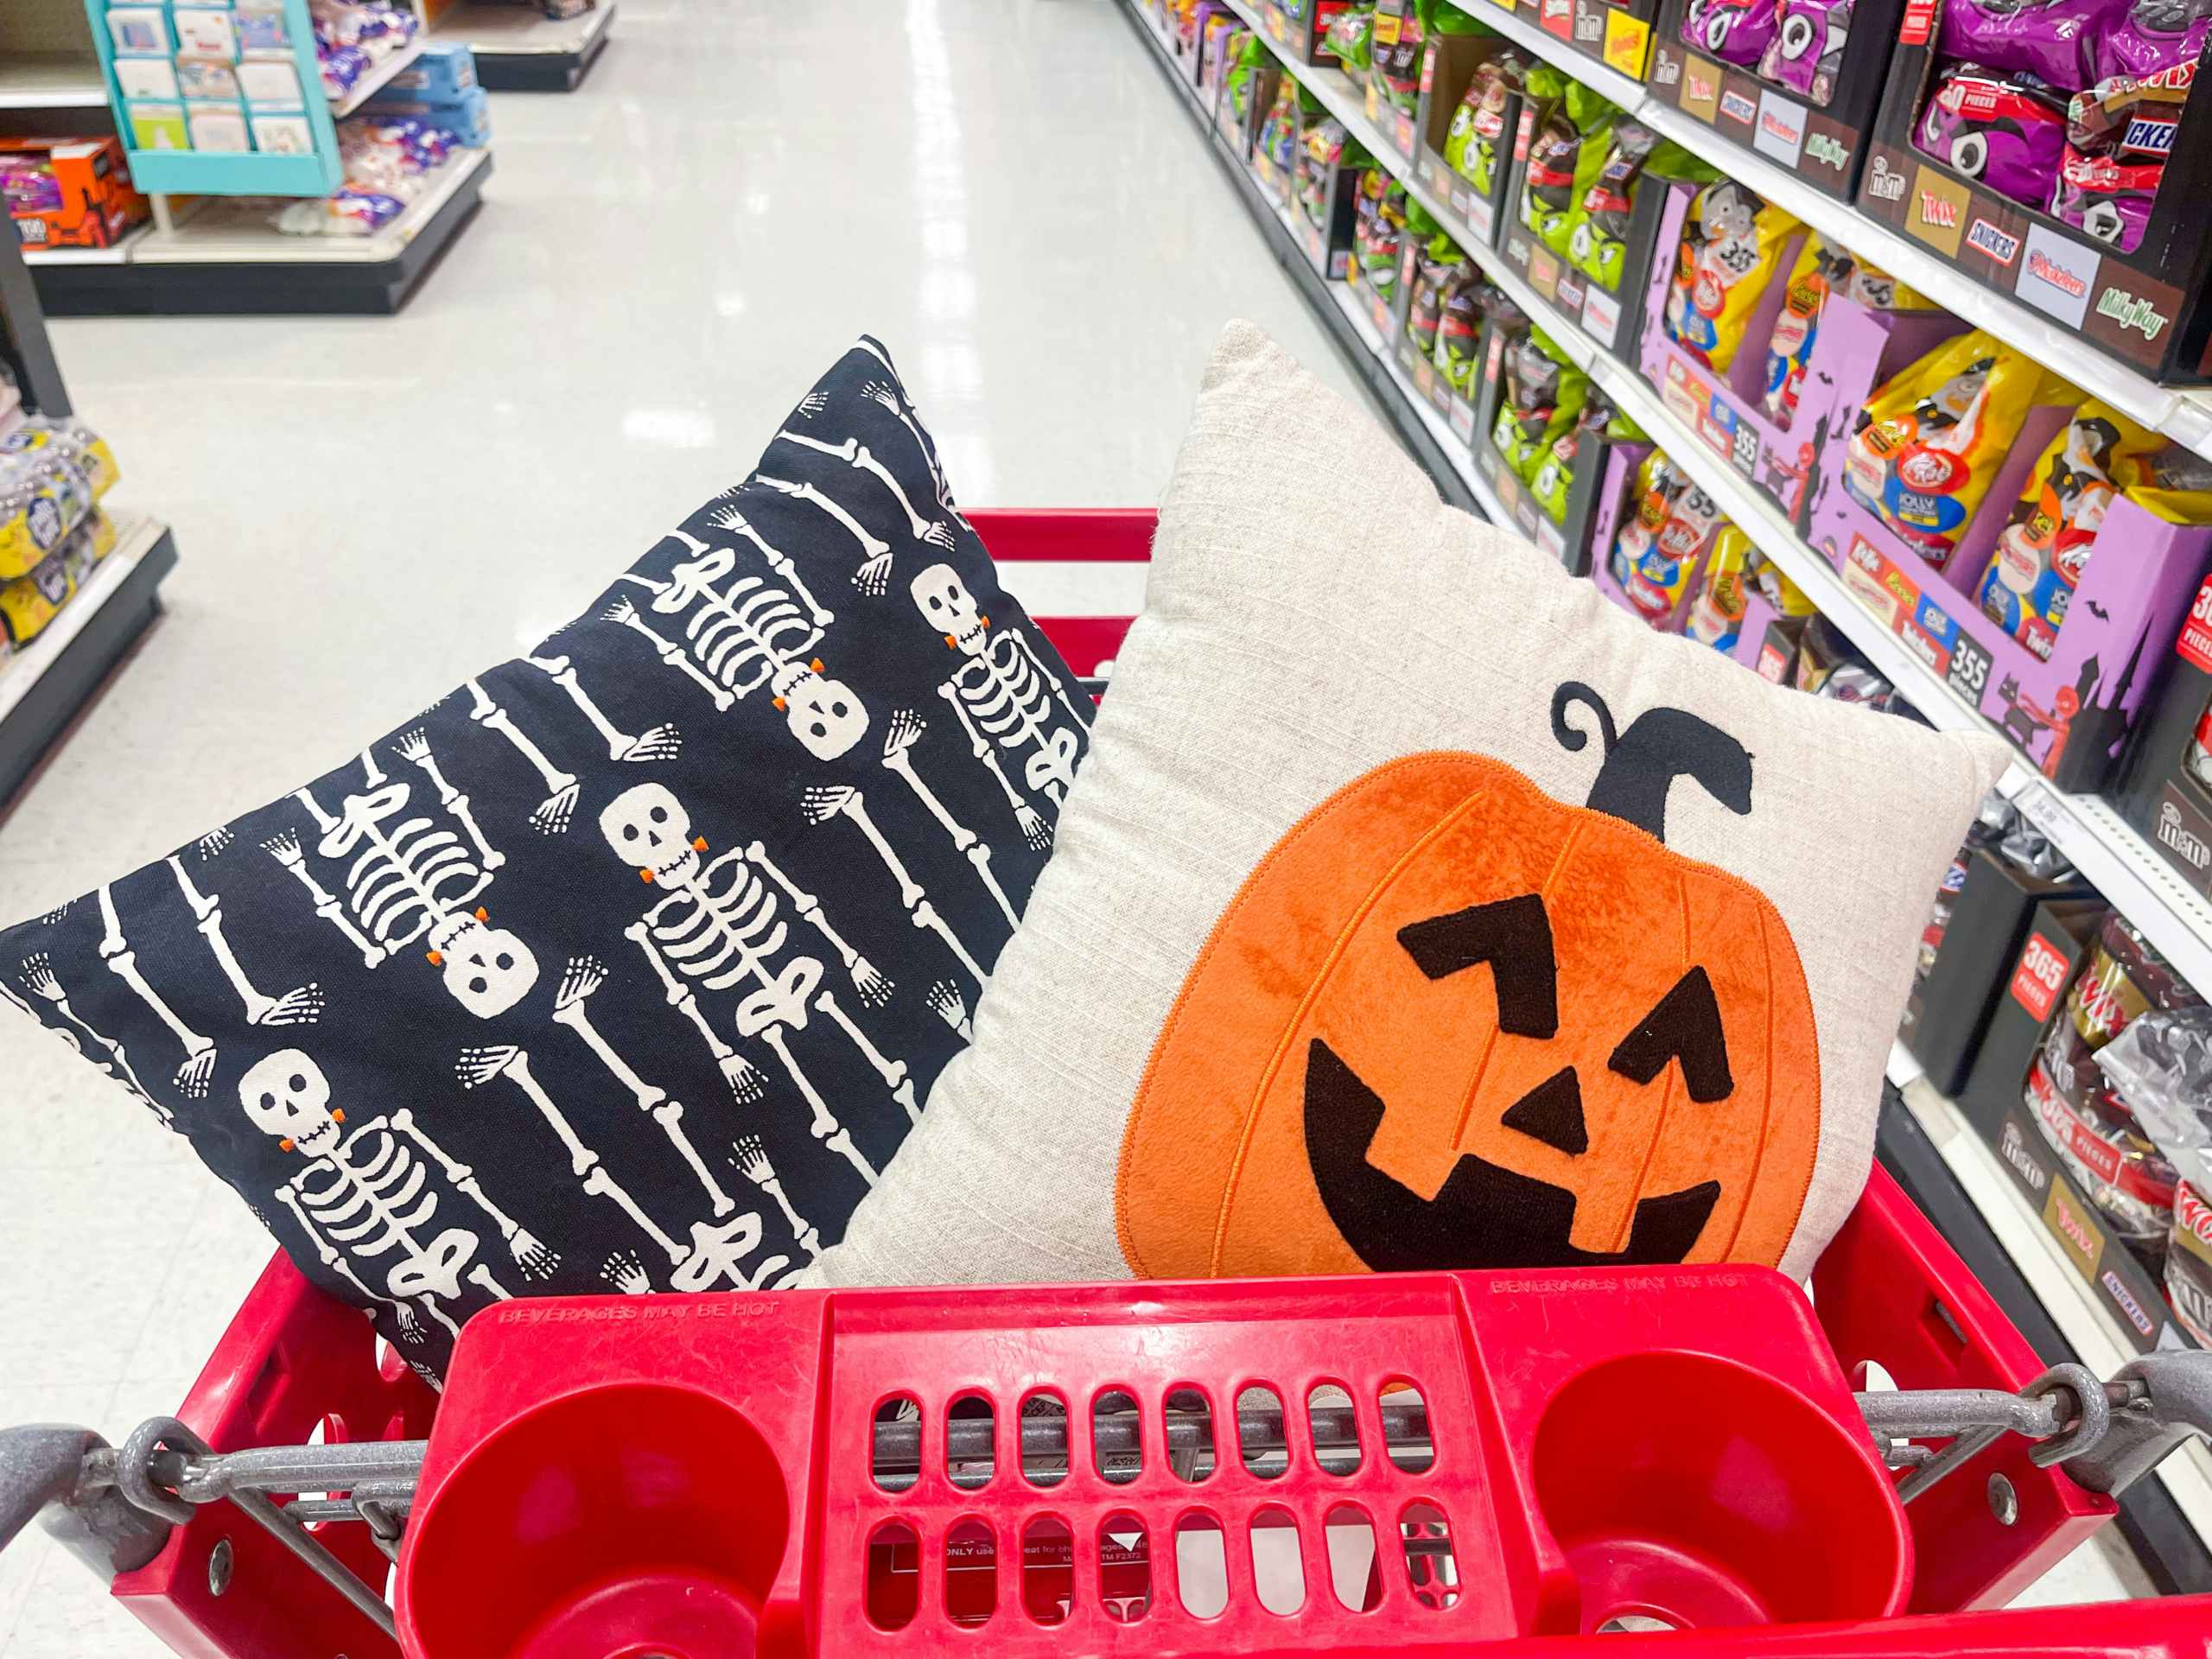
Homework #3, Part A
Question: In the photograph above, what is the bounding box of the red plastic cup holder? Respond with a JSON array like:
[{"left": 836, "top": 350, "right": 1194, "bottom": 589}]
[
  {"left": 398, "top": 1382, "right": 790, "bottom": 1659},
  {"left": 1530, "top": 1350, "right": 1913, "bottom": 1631}
]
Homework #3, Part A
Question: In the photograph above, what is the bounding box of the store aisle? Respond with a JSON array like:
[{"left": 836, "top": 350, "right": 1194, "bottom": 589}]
[{"left": 0, "top": 5, "right": 1364, "bottom": 1652}]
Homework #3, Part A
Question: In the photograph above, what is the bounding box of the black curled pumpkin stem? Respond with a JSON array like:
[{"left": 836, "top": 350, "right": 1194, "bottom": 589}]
[{"left": 1550, "top": 682, "right": 1755, "bottom": 844}]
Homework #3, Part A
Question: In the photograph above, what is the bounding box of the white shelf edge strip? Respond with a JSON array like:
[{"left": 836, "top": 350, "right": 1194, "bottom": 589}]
[
  {"left": 1129, "top": 4, "right": 1505, "bottom": 524},
  {"left": 1214, "top": 0, "right": 2212, "bottom": 1001},
  {"left": 0, "top": 512, "right": 160, "bottom": 728},
  {"left": 1885, "top": 1041, "right": 2212, "bottom": 1545},
  {"left": 330, "top": 35, "right": 429, "bottom": 118},
  {"left": 1440, "top": 0, "right": 2209, "bottom": 458}
]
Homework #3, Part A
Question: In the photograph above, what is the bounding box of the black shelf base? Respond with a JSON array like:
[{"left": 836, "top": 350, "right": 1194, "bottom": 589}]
[
  {"left": 475, "top": 20, "right": 611, "bottom": 90},
  {"left": 29, "top": 155, "right": 493, "bottom": 319}
]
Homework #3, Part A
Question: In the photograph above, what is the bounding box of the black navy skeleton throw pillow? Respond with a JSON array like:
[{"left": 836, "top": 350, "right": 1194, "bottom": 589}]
[{"left": 0, "top": 337, "right": 1092, "bottom": 1382}]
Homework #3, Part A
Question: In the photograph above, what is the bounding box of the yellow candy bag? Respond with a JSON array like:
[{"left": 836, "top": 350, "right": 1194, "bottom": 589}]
[
  {"left": 1610, "top": 451, "right": 1721, "bottom": 625},
  {"left": 1663, "top": 180, "right": 1801, "bottom": 374},
  {"left": 1843, "top": 327, "right": 2066, "bottom": 565},
  {"left": 1975, "top": 400, "right": 2161, "bottom": 659},
  {"left": 1683, "top": 524, "right": 1758, "bottom": 652}
]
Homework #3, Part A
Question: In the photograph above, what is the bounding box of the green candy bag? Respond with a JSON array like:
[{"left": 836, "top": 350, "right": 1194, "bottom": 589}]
[{"left": 1492, "top": 328, "right": 1589, "bottom": 484}]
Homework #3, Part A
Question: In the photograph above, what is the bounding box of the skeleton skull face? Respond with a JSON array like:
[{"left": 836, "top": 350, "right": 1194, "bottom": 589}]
[
  {"left": 241, "top": 1048, "right": 341, "bottom": 1157},
  {"left": 601, "top": 781, "right": 704, "bottom": 889},
  {"left": 911, "top": 563, "right": 988, "bottom": 657},
  {"left": 772, "top": 661, "right": 868, "bottom": 760},
  {"left": 428, "top": 912, "right": 540, "bottom": 1019}
]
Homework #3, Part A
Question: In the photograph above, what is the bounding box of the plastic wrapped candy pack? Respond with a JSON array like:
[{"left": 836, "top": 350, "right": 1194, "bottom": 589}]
[
  {"left": 1934, "top": 0, "right": 2120, "bottom": 90},
  {"left": 1351, "top": 168, "right": 1407, "bottom": 299},
  {"left": 1527, "top": 394, "right": 1618, "bottom": 524},
  {"left": 1443, "top": 52, "right": 1527, "bottom": 200},
  {"left": 2031, "top": 914, "right": 2202, "bottom": 1253},
  {"left": 1609, "top": 449, "right": 1723, "bottom": 623},
  {"left": 1491, "top": 328, "right": 1588, "bottom": 482},
  {"left": 1662, "top": 179, "right": 1802, "bottom": 373},
  {"left": 1761, "top": 237, "right": 1935, "bottom": 424},
  {"left": 1760, "top": 0, "right": 1854, "bottom": 102},
  {"left": 309, "top": 0, "right": 420, "bottom": 103},
  {"left": 276, "top": 114, "right": 456, "bottom": 237},
  {"left": 1913, "top": 64, "right": 2070, "bottom": 207},
  {"left": 1844, "top": 327, "right": 2063, "bottom": 564},
  {"left": 1681, "top": 0, "right": 1781, "bottom": 68}
]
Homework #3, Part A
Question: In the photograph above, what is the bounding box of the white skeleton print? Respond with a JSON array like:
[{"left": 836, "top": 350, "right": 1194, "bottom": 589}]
[
  {"left": 96, "top": 885, "right": 217, "bottom": 1097},
  {"left": 733, "top": 1134, "right": 821, "bottom": 1258},
  {"left": 603, "top": 529, "right": 868, "bottom": 763},
  {"left": 526, "top": 653, "right": 682, "bottom": 766},
  {"left": 909, "top": 564, "right": 1089, "bottom": 850},
  {"left": 800, "top": 769, "right": 995, "bottom": 989},
  {"left": 464, "top": 677, "right": 580, "bottom": 834},
  {"left": 861, "top": 374, "right": 973, "bottom": 538},
  {"left": 269, "top": 748, "right": 540, "bottom": 1020},
  {"left": 164, "top": 855, "right": 323, "bottom": 1027},
  {"left": 454, "top": 1040, "right": 791, "bottom": 1294},
  {"left": 243, "top": 1049, "right": 551, "bottom": 1341},
  {"left": 597, "top": 782, "right": 916, "bottom": 1185},
  {"left": 16, "top": 951, "right": 162, "bottom": 1119}
]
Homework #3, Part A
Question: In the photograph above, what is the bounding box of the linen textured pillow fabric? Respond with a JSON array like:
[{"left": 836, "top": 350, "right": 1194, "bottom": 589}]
[
  {"left": 0, "top": 337, "right": 1094, "bottom": 1382},
  {"left": 810, "top": 321, "right": 2008, "bottom": 1293}
]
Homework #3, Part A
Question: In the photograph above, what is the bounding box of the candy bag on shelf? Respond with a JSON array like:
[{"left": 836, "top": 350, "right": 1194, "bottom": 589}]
[
  {"left": 1611, "top": 451, "right": 1722, "bottom": 622},
  {"left": 2119, "top": 442, "right": 2212, "bottom": 522},
  {"left": 2051, "top": 144, "right": 2161, "bottom": 251},
  {"left": 1325, "top": 1, "right": 1377, "bottom": 70},
  {"left": 1934, "top": 0, "right": 2122, "bottom": 90},
  {"left": 1682, "top": 523, "right": 1762, "bottom": 651},
  {"left": 1435, "top": 274, "right": 1488, "bottom": 393},
  {"left": 1352, "top": 168, "right": 1408, "bottom": 297},
  {"left": 1681, "top": 0, "right": 1781, "bottom": 69},
  {"left": 2094, "top": 0, "right": 2212, "bottom": 82},
  {"left": 1760, "top": 238, "right": 1931, "bottom": 423},
  {"left": 2095, "top": 1006, "right": 2212, "bottom": 1153},
  {"left": 1406, "top": 230, "right": 1469, "bottom": 359},
  {"left": 1444, "top": 52, "right": 1526, "bottom": 197},
  {"left": 1567, "top": 122, "right": 1708, "bottom": 290},
  {"left": 1524, "top": 81, "right": 1618, "bottom": 257},
  {"left": 1977, "top": 399, "right": 2160, "bottom": 658},
  {"left": 1844, "top": 327, "right": 2065, "bottom": 564},
  {"left": 1297, "top": 117, "right": 1363, "bottom": 231},
  {"left": 1492, "top": 328, "right": 1588, "bottom": 482},
  {"left": 1529, "top": 395, "right": 1615, "bottom": 523},
  {"left": 1759, "top": 0, "right": 1854, "bottom": 103},
  {"left": 1376, "top": 0, "right": 1484, "bottom": 115},
  {"left": 1913, "top": 66, "right": 2070, "bottom": 209},
  {"left": 1663, "top": 179, "right": 1802, "bottom": 372}
]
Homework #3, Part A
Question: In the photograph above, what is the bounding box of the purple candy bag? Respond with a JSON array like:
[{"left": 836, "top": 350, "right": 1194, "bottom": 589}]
[
  {"left": 1914, "top": 64, "right": 2071, "bottom": 204},
  {"left": 1934, "top": 0, "right": 2123, "bottom": 91},
  {"left": 1758, "top": 0, "right": 1853, "bottom": 99},
  {"left": 2052, "top": 144, "right": 2161, "bottom": 249},
  {"left": 1682, "top": 0, "right": 1781, "bottom": 68},
  {"left": 2099, "top": 0, "right": 2212, "bottom": 79}
]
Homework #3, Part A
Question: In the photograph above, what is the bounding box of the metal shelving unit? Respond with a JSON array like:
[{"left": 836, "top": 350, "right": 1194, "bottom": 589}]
[
  {"left": 1120, "top": 0, "right": 1495, "bottom": 521},
  {"left": 0, "top": 213, "right": 178, "bottom": 804},
  {"left": 1153, "top": 0, "right": 2212, "bottom": 1007},
  {"left": 1445, "top": 0, "right": 2212, "bottom": 463}
]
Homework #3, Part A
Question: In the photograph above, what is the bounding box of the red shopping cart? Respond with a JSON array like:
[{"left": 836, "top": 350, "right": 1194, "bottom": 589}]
[{"left": 3, "top": 512, "right": 2207, "bottom": 1659}]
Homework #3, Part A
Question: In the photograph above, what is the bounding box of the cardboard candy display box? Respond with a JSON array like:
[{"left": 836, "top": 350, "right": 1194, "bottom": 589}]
[
  {"left": 1259, "top": 0, "right": 1355, "bottom": 63},
  {"left": 1854, "top": 0, "right": 2212, "bottom": 382},
  {"left": 2110, "top": 575, "right": 2212, "bottom": 903},
  {"left": 1803, "top": 398, "right": 2212, "bottom": 793},
  {"left": 1409, "top": 31, "right": 1528, "bottom": 249},
  {"left": 1638, "top": 181, "right": 1965, "bottom": 526},
  {"left": 1499, "top": 113, "right": 1679, "bottom": 363},
  {"left": 1645, "top": 0, "right": 1905, "bottom": 200}
]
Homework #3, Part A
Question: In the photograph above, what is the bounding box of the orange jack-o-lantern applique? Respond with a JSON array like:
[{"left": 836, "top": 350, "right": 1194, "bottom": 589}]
[{"left": 1115, "top": 681, "right": 1822, "bottom": 1281}]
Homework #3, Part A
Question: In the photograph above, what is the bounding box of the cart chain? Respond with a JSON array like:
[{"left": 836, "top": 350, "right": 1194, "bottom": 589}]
[{"left": 1859, "top": 1361, "right": 2128, "bottom": 1505}]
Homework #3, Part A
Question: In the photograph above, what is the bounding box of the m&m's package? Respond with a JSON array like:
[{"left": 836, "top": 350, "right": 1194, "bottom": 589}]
[
  {"left": 1759, "top": 0, "right": 1854, "bottom": 103},
  {"left": 1844, "top": 328, "right": 2063, "bottom": 564},
  {"left": 1662, "top": 180, "right": 1801, "bottom": 374},
  {"left": 1681, "top": 0, "right": 1780, "bottom": 69},
  {"left": 1913, "top": 66, "right": 2070, "bottom": 211}
]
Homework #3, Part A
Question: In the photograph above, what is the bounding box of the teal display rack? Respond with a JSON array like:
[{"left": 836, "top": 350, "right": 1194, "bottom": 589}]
[{"left": 81, "top": 0, "right": 344, "bottom": 196}]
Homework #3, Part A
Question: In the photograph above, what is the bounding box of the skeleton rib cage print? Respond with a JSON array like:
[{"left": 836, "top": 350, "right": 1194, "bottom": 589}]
[{"left": 0, "top": 339, "right": 1094, "bottom": 1381}]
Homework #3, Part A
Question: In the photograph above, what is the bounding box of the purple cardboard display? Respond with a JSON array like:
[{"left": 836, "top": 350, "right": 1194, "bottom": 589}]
[
  {"left": 1636, "top": 179, "right": 1967, "bottom": 529},
  {"left": 1589, "top": 552, "right": 1786, "bottom": 672},
  {"left": 1193, "top": 6, "right": 1241, "bottom": 94},
  {"left": 1803, "top": 425, "right": 2212, "bottom": 791}
]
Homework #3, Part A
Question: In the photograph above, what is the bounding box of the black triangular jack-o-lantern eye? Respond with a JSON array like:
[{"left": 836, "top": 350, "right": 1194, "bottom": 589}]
[
  {"left": 1394, "top": 893, "right": 1736, "bottom": 1154},
  {"left": 1398, "top": 895, "right": 1558, "bottom": 1038}
]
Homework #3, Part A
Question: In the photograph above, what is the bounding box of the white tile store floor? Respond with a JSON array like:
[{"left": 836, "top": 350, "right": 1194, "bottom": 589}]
[{"left": 0, "top": 0, "right": 2153, "bottom": 1649}]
